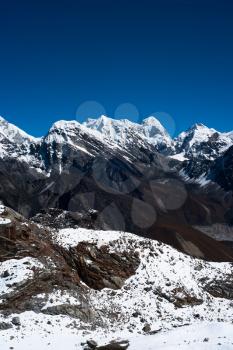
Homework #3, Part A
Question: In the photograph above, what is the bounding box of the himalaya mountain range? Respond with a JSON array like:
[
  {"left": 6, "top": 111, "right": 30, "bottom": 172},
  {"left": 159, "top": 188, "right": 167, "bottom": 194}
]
[
  {"left": 1, "top": 114, "right": 232, "bottom": 185},
  {"left": 0, "top": 114, "right": 233, "bottom": 260},
  {"left": 1, "top": 115, "right": 233, "bottom": 349}
]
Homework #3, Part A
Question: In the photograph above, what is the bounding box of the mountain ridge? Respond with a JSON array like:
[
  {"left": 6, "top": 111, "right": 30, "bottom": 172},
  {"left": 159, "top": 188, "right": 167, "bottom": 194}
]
[
  {"left": 0, "top": 114, "right": 233, "bottom": 258},
  {"left": 1, "top": 114, "right": 232, "bottom": 185},
  {"left": 2, "top": 114, "right": 233, "bottom": 139}
]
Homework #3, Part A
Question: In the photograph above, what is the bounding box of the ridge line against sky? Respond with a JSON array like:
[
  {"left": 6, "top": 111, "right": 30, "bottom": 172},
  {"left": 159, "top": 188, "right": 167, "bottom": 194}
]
[
  {"left": 0, "top": 0, "right": 233, "bottom": 137},
  {"left": 1, "top": 113, "right": 233, "bottom": 139}
]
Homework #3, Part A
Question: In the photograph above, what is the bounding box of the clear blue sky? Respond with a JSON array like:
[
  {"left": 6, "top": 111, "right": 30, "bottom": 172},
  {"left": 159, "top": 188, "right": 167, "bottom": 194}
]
[{"left": 0, "top": 0, "right": 233, "bottom": 137}]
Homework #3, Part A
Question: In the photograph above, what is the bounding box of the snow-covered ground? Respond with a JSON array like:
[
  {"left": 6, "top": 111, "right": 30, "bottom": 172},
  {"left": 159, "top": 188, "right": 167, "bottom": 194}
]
[
  {"left": 128, "top": 322, "right": 233, "bottom": 350},
  {"left": 1, "top": 226, "right": 233, "bottom": 349},
  {"left": 0, "top": 312, "right": 233, "bottom": 350},
  {"left": 53, "top": 228, "right": 233, "bottom": 337},
  {"left": 0, "top": 257, "right": 44, "bottom": 298},
  {"left": 54, "top": 227, "right": 139, "bottom": 249}
]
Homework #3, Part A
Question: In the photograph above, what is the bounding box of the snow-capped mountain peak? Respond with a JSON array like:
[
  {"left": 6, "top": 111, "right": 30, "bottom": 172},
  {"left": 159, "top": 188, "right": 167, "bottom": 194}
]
[
  {"left": 0, "top": 116, "right": 38, "bottom": 144},
  {"left": 45, "top": 119, "right": 80, "bottom": 145},
  {"left": 142, "top": 116, "right": 171, "bottom": 140},
  {"left": 190, "top": 122, "right": 209, "bottom": 129},
  {"left": 170, "top": 122, "right": 233, "bottom": 180},
  {"left": 83, "top": 114, "right": 127, "bottom": 137},
  {"left": 46, "top": 118, "right": 114, "bottom": 147},
  {"left": 176, "top": 123, "right": 217, "bottom": 148},
  {"left": 83, "top": 114, "right": 172, "bottom": 149},
  {"left": 142, "top": 115, "right": 165, "bottom": 128},
  {"left": 175, "top": 122, "right": 232, "bottom": 154},
  {"left": 49, "top": 119, "right": 80, "bottom": 131}
]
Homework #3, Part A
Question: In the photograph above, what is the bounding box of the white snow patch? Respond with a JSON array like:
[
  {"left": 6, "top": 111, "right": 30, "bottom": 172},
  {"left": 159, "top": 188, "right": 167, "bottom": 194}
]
[
  {"left": 0, "top": 257, "right": 44, "bottom": 297},
  {"left": 38, "top": 290, "right": 81, "bottom": 310},
  {"left": 0, "top": 217, "right": 11, "bottom": 225},
  {"left": 0, "top": 204, "right": 5, "bottom": 214},
  {"left": 169, "top": 152, "right": 188, "bottom": 161},
  {"left": 53, "top": 228, "right": 140, "bottom": 249}
]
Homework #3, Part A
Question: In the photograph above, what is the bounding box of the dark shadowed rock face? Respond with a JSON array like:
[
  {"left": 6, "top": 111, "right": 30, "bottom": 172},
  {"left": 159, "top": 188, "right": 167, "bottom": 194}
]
[
  {"left": 207, "top": 145, "right": 233, "bottom": 192},
  {"left": 32, "top": 208, "right": 99, "bottom": 230},
  {"left": 69, "top": 242, "right": 140, "bottom": 290},
  {"left": 203, "top": 277, "right": 233, "bottom": 300}
]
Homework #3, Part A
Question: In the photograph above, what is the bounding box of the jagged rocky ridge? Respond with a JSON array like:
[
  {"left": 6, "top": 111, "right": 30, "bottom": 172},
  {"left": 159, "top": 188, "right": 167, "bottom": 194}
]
[
  {"left": 1, "top": 204, "right": 233, "bottom": 349},
  {"left": 0, "top": 115, "right": 233, "bottom": 252},
  {"left": 170, "top": 123, "right": 233, "bottom": 186}
]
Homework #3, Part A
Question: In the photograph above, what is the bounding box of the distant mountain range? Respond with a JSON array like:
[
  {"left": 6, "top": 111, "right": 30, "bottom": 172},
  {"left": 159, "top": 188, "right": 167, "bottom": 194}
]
[
  {"left": 0, "top": 114, "right": 233, "bottom": 188},
  {"left": 0, "top": 114, "right": 233, "bottom": 257},
  {"left": 1, "top": 114, "right": 233, "bottom": 174}
]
